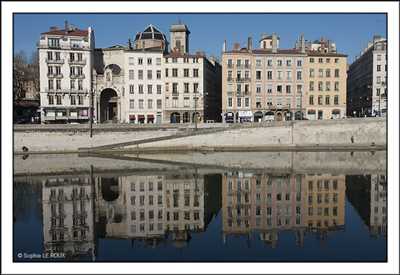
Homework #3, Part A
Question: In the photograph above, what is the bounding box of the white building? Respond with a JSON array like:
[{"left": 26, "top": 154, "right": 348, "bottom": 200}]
[
  {"left": 347, "top": 35, "right": 387, "bottom": 117},
  {"left": 39, "top": 22, "right": 221, "bottom": 124},
  {"left": 38, "top": 21, "right": 94, "bottom": 123}
]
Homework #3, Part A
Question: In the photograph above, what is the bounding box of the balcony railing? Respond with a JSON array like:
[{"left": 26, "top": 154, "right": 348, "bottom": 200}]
[
  {"left": 46, "top": 58, "right": 65, "bottom": 64},
  {"left": 70, "top": 74, "right": 85, "bottom": 79},
  {"left": 47, "top": 73, "right": 63, "bottom": 78},
  {"left": 68, "top": 59, "right": 87, "bottom": 65}
]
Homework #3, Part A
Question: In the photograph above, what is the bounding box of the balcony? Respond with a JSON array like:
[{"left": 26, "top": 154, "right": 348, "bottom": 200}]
[
  {"left": 46, "top": 58, "right": 65, "bottom": 64},
  {"left": 70, "top": 74, "right": 85, "bottom": 79},
  {"left": 47, "top": 73, "right": 63, "bottom": 78},
  {"left": 68, "top": 59, "right": 87, "bottom": 65}
]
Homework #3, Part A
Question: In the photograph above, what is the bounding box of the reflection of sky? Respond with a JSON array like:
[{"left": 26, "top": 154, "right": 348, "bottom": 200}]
[{"left": 13, "top": 173, "right": 387, "bottom": 262}]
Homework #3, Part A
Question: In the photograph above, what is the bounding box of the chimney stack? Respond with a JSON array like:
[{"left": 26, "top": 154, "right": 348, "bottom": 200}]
[
  {"left": 300, "top": 33, "right": 305, "bottom": 53},
  {"left": 272, "top": 33, "right": 277, "bottom": 53},
  {"left": 247, "top": 37, "right": 253, "bottom": 51},
  {"left": 223, "top": 40, "right": 226, "bottom": 52},
  {"left": 64, "top": 20, "right": 68, "bottom": 34}
]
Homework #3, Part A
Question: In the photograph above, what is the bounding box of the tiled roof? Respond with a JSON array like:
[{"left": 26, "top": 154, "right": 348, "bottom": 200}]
[{"left": 41, "top": 29, "right": 88, "bottom": 37}]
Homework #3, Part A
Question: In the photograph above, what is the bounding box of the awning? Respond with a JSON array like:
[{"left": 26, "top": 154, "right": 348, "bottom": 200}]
[
  {"left": 238, "top": 110, "right": 253, "bottom": 117},
  {"left": 129, "top": 115, "right": 136, "bottom": 120},
  {"left": 147, "top": 114, "right": 154, "bottom": 119},
  {"left": 138, "top": 115, "right": 145, "bottom": 119}
]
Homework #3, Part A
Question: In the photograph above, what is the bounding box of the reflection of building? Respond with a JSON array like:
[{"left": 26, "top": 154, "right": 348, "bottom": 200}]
[
  {"left": 222, "top": 171, "right": 307, "bottom": 247},
  {"left": 347, "top": 35, "right": 387, "bottom": 117},
  {"left": 303, "top": 174, "right": 346, "bottom": 236},
  {"left": 42, "top": 176, "right": 95, "bottom": 259},
  {"left": 95, "top": 172, "right": 220, "bottom": 248},
  {"left": 346, "top": 174, "right": 387, "bottom": 237}
]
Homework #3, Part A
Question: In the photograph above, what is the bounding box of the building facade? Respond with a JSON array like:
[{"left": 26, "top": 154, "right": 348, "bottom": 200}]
[
  {"left": 347, "top": 35, "right": 387, "bottom": 117},
  {"left": 221, "top": 34, "right": 347, "bottom": 122},
  {"left": 38, "top": 22, "right": 94, "bottom": 123},
  {"left": 39, "top": 22, "right": 221, "bottom": 124}
]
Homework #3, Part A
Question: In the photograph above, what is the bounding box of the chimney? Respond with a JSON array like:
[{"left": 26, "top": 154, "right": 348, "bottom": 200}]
[
  {"left": 272, "top": 33, "right": 277, "bottom": 53},
  {"left": 64, "top": 20, "right": 68, "bottom": 34},
  {"left": 247, "top": 37, "right": 253, "bottom": 51},
  {"left": 327, "top": 39, "right": 331, "bottom": 53},
  {"left": 223, "top": 40, "right": 226, "bottom": 52},
  {"left": 300, "top": 33, "right": 305, "bottom": 53}
]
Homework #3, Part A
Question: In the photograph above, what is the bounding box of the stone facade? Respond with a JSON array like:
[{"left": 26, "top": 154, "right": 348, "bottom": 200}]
[{"left": 347, "top": 35, "right": 387, "bottom": 117}]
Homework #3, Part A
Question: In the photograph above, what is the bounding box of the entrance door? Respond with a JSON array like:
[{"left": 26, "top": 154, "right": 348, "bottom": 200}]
[{"left": 318, "top": 110, "right": 323, "bottom": 120}]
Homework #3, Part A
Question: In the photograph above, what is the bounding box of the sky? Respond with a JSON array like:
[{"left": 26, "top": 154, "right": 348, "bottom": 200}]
[{"left": 14, "top": 13, "right": 386, "bottom": 63}]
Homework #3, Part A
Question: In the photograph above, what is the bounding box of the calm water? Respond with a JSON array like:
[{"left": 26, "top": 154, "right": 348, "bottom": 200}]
[{"left": 13, "top": 156, "right": 387, "bottom": 262}]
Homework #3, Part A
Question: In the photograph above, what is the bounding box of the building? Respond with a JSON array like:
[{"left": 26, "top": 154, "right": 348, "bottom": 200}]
[
  {"left": 39, "top": 22, "right": 221, "bottom": 124},
  {"left": 38, "top": 21, "right": 95, "bottom": 123},
  {"left": 302, "top": 39, "right": 347, "bottom": 120},
  {"left": 347, "top": 35, "right": 387, "bottom": 117},
  {"left": 221, "top": 34, "right": 347, "bottom": 122}
]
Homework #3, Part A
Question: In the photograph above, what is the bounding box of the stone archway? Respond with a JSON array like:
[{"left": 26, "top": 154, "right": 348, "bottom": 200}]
[
  {"left": 276, "top": 112, "right": 283, "bottom": 121},
  {"left": 100, "top": 88, "right": 118, "bottom": 123},
  {"left": 170, "top": 112, "right": 181, "bottom": 123}
]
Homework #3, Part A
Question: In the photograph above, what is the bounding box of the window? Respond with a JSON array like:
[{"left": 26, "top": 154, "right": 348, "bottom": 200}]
[
  {"left": 286, "top": 59, "right": 292, "bottom": 67},
  {"left": 183, "top": 83, "right": 189, "bottom": 93},
  {"left": 256, "top": 71, "right": 261, "bottom": 80},
  {"left": 237, "top": 97, "right": 242, "bottom": 107},
  {"left": 165, "top": 68, "right": 169, "bottom": 77},
  {"left": 228, "top": 97, "right": 232, "bottom": 107},
  {"left": 325, "top": 81, "right": 331, "bottom": 91},
  {"left": 318, "top": 95, "right": 323, "bottom": 105},
  {"left": 129, "top": 57, "right": 134, "bottom": 65},
  {"left": 47, "top": 51, "right": 53, "bottom": 60},
  {"left": 334, "top": 58, "right": 339, "bottom": 63},
  {"left": 147, "top": 58, "right": 152, "bottom": 65},
  {"left": 245, "top": 97, "right": 249, "bottom": 107},
  {"left": 256, "top": 59, "right": 261, "bottom": 67},
  {"left": 157, "top": 99, "right": 162, "bottom": 109},
  {"left": 193, "top": 83, "right": 199, "bottom": 93},
  {"left": 309, "top": 81, "right": 314, "bottom": 91},
  {"left": 286, "top": 85, "right": 291, "bottom": 94},
  {"left": 277, "top": 71, "right": 282, "bottom": 80},
  {"left": 129, "top": 70, "right": 134, "bottom": 80},
  {"left": 334, "top": 69, "right": 339, "bottom": 77},
  {"left": 377, "top": 76, "right": 381, "bottom": 84},
  {"left": 227, "top": 59, "right": 233, "bottom": 67},
  {"left": 334, "top": 95, "right": 339, "bottom": 105},
  {"left": 130, "top": 100, "right": 135, "bottom": 109},
  {"left": 157, "top": 85, "right": 162, "bottom": 94},
  {"left": 172, "top": 68, "right": 178, "bottom": 77},
  {"left": 184, "top": 68, "right": 189, "bottom": 77},
  {"left": 48, "top": 95, "right": 54, "bottom": 105},
  {"left": 245, "top": 71, "right": 250, "bottom": 79},
  {"left": 193, "top": 69, "right": 199, "bottom": 77},
  {"left": 172, "top": 57, "right": 177, "bottom": 63},
  {"left": 377, "top": 54, "right": 382, "bottom": 61},
  {"left": 78, "top": 80, "right": 83, "bottom": 90},
  {"left": 310, "top": 58, "right": 314, "bottom": 63},
  {"left": 172, "top": 83, "right": 178, "bottom": 94},
  {"left": 70, "top": 80, "right": 75, "bottom": 90},
  {"left": 148, "top": 99, "right": 153, "bottom": 109},
  {"left": 129, "top": 85, "right": 134, "bottom": 94},
  {"left": 48, "top": 38, "right": 60, "bottom": 48},
  {"left": 326, "top": 58, "right": 330, "bottom": 63},
  {"left": 138, "top": 58, "right": 143, "bottom": 65},
  {"left": 55, "top": 94, "right": 62, "bottom": 105},
  {"left": 334, "top": 81, "right": 339, "bottom": 91},
  {"left": 277, "top": 59, "right": 283, "bottom": 66},
  {"left": 147, "top": 70, "right": 152, "bottom": 80},
  {"left": 297, "top": 84, "right": 302, "bottom": 93},
  {"left": 56, "top": 79, "right": 61, "bottom": 90},
  {"left": 267, "top": 84, "right": 272, "bottom": 94},
  {"left": 267, "top": 59, "right": 273, "bottom": 67},
  {"left": 267, "top": 71, "right": 273, "bottom": 80},
  {"left": 287, "top": 71, "right": 292, "bottom": 80},
  {"left": 138, "top": 70, "right": 143, "bottom": 80},
  {"left": 325, "top": 96, "right": 330, "bottom": 105},
  {"left": 318, "top": 58, "right": 323, "bottom": 63},
  {"left": 309, "top": 95, "right": 314, "bottom": 105},
  {"left": 70, "top": 95, "right": 76, "bottom": 105},
  {"left": 318, "top": 81, "right": 323, "bottom": 91},
  {"left": 256, "top": 85, "right": 261, "bottom": 93},
  {"left": 297, "top": 71, "right": 302, "bottom": 80},
  {"left": 297, "top": 59, "right": 302, "bottom": 67},
  {"left": 326, "top": 69, "right": 331, "bottom": 77},
  {"left": 77, "top": 53, "right": 82, "bottom": 61},
  {"left": 139, "top": 99, "right": 144, "bottom": 109},
  {"left": 148, "top": 85, "right": 152, "bottom": 94},
  {"left": 184, "top": 97, "right": 190, "bottom": 107},
  {"left": 277, "top": 85, "right": 282, "bottom": 93},
  {"left": 138, "top": 84, "right": 144, "bottom": 94},
  {"left": 318, "top": 69, "right": 324, "bottom": 77},
  {"left": 376, "top": 88, "right": 381, "bottom": 96},
  {"left": 78, "top": 95, "right": 83, "bottom": 105}
]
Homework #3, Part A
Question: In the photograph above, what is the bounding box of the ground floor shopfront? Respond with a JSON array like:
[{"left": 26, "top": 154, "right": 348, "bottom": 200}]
[
  {"left": 305, "top": 108, "right": 345, "bottom": 120},
  {"left": 222, "top": 108, "right": 305, "bottom": 123}
]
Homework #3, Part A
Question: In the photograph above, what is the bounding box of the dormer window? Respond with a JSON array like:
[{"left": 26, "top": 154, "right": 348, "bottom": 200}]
[{"left": 48, "top": 38, "right": 60, "bottom": 48}]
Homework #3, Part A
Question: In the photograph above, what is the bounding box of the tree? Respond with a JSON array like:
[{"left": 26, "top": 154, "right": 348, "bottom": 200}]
[{"left": 13, "top": 51, "right": 28, "bottom": 101}]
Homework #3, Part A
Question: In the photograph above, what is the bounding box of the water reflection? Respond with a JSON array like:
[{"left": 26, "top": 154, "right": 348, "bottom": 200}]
[{"left": 13, "top": 163, "right": 387, "bottom": 261}]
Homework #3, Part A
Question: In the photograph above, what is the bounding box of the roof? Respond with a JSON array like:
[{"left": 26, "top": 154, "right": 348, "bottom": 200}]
[
  {"left": 134, "top": 24, "right": 167, "bottom": 42},
  {"left": 41, "top": 28, "right": 88, "bottom": 37},
  {"left": 170, "top": 24, "right": 190, "bottom": 33},
  {"left": 307, "top": 51, "right": 347, "bottom": 57}
]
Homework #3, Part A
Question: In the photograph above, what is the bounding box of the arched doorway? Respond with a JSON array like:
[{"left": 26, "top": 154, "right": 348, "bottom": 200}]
[
  {"left": 295, "top": 111, "right": 302, "bottom": 120},
  {"left": 265, "top": 111, "right": 275, "bottom": 121},
  {"left": 100, "top": 89, "right": 118, "bottom": 123},
  {"left": 192, "top": 112, "right": 200, "bottom": 123},
  {"left": 170, "top": 112, "right": 181, "bottom": 123},
  {"left": 253, "top": 111, "right": 263, "bottom": 123},
  {"left": 276, "top": 112, "right": 283, "bottom": 121}
]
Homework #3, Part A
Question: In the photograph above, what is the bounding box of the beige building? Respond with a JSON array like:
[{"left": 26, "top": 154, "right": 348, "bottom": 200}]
[{"left": 222, "top": 34, "right": 347, "bottom": 122}]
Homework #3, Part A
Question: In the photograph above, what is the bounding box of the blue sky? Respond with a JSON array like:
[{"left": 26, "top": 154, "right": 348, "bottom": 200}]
[{"left": 14, "top": 13, "right": 386, "bottom": 63}]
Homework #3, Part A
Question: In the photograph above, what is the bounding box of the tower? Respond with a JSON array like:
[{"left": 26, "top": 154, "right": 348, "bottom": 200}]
[{"left": 169, "top": 22, "right": 190, "bottom": 54}]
